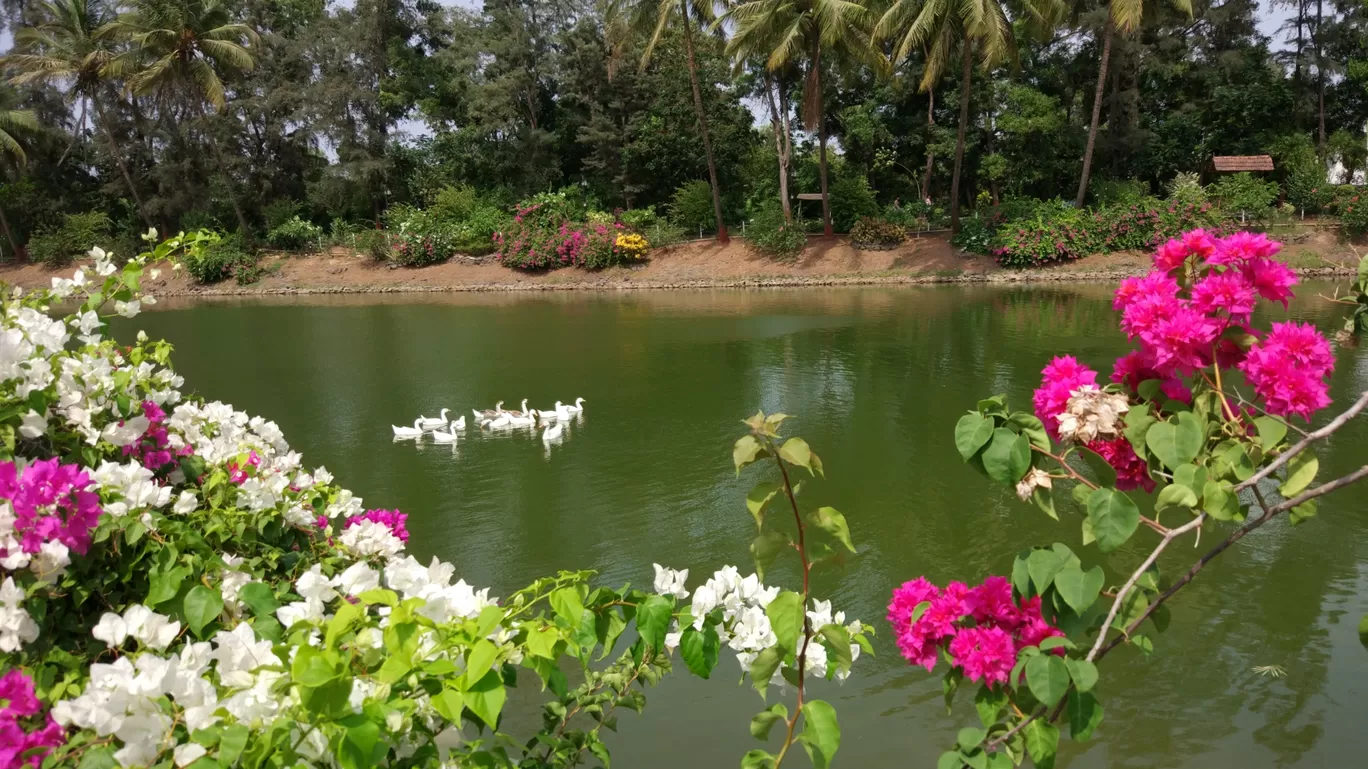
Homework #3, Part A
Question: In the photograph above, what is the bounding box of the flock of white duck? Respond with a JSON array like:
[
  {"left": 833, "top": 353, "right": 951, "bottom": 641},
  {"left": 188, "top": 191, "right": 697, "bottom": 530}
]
[{"left": 391, "top": 397, "right": 586, "bottom": 445}]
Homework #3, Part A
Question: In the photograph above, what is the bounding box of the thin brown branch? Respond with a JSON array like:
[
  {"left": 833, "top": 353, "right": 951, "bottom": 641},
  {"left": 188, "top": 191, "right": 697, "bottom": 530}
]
[
  {"left": 1097, "top": 464, "right": 1368, "bottom": 661},
  {"left": 769, "top": 436, "right": 814, "bottom": 769},
  {"left": 1235, "top": 390, "right": 1368, "bottom": 493}
]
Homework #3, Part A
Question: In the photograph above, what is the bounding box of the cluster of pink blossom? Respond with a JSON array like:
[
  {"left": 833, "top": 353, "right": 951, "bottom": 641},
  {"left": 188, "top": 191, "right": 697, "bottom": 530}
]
[
  {"left": 0, "top": 459, "right": 102, "bottom": 559},
  {"left": 0, "top": 670, "right": 64, "bottom": 769},
  {"left": 1035, "top": 356, "right": 1155, "bottom": 491},
  {"left": 1239, "top": 321, "right": 1336, "bottom": 420},
  {"left": 120, "top": 401, "right": 186, "bottom": 472},
  {"left": 1113, "top": 229, "right": 1331, "bottom": 420},
  {"left": 345, "top": 508, "right": 409, "bottom": 543},
  {"left": 888, "top": 576, "right": 1062, "bottom": 686}
]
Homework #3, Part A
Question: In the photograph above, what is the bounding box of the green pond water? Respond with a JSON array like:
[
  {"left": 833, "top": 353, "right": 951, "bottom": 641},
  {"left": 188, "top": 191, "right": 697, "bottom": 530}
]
[{"left": 122, "top": 284, "right": 1368, "bottom": 768}]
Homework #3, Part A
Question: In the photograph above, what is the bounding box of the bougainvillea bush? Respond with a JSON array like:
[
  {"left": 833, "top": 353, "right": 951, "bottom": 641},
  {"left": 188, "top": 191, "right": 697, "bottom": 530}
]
[
  {"left": 993, "top": 200, "right": 1231, "bottom": 267},
  {"left": 0, "top": 236, "right": 868, "bottom": 769},
  {"left": 493, "top": 200, "right": 647, "bottom": 270},
  {"left": 901, "top": 229, "right": 1368, "bottom": 768}
]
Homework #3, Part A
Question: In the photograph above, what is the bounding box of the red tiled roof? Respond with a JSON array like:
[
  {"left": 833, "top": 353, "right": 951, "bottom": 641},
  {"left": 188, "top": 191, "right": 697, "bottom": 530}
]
[{"left": 1210, "top": 155, "right": 1274, "bottom": 172}]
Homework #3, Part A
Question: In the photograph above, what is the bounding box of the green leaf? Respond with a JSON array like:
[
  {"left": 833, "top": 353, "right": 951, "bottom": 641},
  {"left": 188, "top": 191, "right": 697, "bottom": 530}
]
[
  {"left": 750, "top": 530, "right": 790, "bottom": 580},
  {"left": 1087, "top": 488, "right": 1140, "bottom": 553},
  {"left": 1156, "top": 483, "right": 1198, "bottom": 512},
  {"left": 1077, "top": 446, "right": 1117, "bottom": 488},
  {"left": 938, "top": 752, "right": 963, "bottom": 769},
  {"left": 1280, "top": 451, "right": 1318, "bottom": 498},
  {"left": 1026, "top": 548, "right": 1064, "bottom": 594},
  {"left": 809, "top": 507, "right": 855, "bottom": 552},
  {"left": 1038, "top": 636, "right": 1075, "bottom": 651},
  {"left": 1067, "top": 691, "right": 1104, "bottom": 741},
  {"left": 778, "top": 437, "right": 813, "bottom": 472},
  {"left": 1253, "top": 416, "right": 1287, "bottom": 451},
  {"left": 766, "top": 591, "right": 804, "bottom": 656},
  {"left": 636, "top": 594, "right": 674, "bottom": 651},
  {"left": 742, "top": 750, "right": 776, "bottom": 769},
  {"left": 956, "top": 727, "right": 986, "bottom": 749},
  {"left": 291, "top": 646, "right": 340, "bottom": 687},
  {"left": 680, "top": 624, "right": 721, "bottom": 679},
  {"left": 1011, "top": 552, "right": 1033, "bottom": 597},
  {"left": 1359, "top": 615, "right": 1368, "bottom": 651},
  {"left": 1202, "top": 480, "right": 1238, "bottom": 520},
  {"left": 1025, "top": 654, "right": 1070, "bottom": 708},
  {"left": 982, "top": 428, "right": 1031, "bottom": 486},
  {"left": 750, "top": 647, "right": 782, "bottom": 698},
  {"left": 1219, "top": 442, "right": 1256, "bottom": 482},
  {"left": 465, "top": 640, "right": 498, "bottom": 685},
  {"left": 526, "top": 625, "right": 560, "bottom": 659},
  {"left": 1289, "top": 499, "right": 1318, "bottom": 525},
  {"left": 464, "top": 669, "right": 506, "bottom": 728},
  {"left": 1146, "top": 414, "right": 1204, "bottom": 470},
  {"left": 750, "top": 703, "right": 788, "bottom": 740},
  {"left": 182, "top": 585, "right": 223, "bottom": 638},
  {"left": 1008, "top": 412, "right": 1050, "bottom": 450},
  {"left": 734, "top": 435, "right": 766, "bottom": 473},
  {"left": 146, "top": 565, "right": 187, "bottom": 607},
  {"left": 1033, "top": 487, "right": 1058, "bottom": 520},
  {"left": 1053, "top": 563, "right": 1105, "bottom": 614},
  {"left": 974, "top": 686, "right": 1007, "bottom": 727},
  {"left": 799, "top": 700, "right": 840, "bottom": 769},
  {"left": 339, "top": 717, "right": 380, "bottom": 769},
  {"left": 955, "top": 413, "right": 996, "bottom": 460},
  {"left": 1065, "top": 658, "right": 1099, "bottom": 693},
  {"left": 1023, "top": 719, "right": 1060, "bottom": 769},
  {"left": 550, "top": 588, "right": 584, "bottom": 628},
  {"left": 977, "top": 395, "right": 1008, "bottom": 415},
  {"left": 817, "top": 624, "right": 853, "bottom": 677},
  {"left": 218, "top": 724, "right": 248, "bottom": 767},
  {"left": 237, "top": 582, "right": 278, "bottom": 618},
  {"left": 747, "top": 482, "right": 780, "bottom": 527}
]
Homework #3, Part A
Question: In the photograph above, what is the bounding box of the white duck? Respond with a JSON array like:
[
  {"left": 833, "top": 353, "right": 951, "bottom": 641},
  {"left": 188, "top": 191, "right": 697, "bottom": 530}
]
[
  {"left": 542, "top": 420, "right": 564, "bottom": 443},
  {"left": 504, "top": 399, "right": 532, "bottom": 419},
  {"left": 553, "top": 400, "right": 573, "bottom": 421},
  {"left": 473, "top": 401, "right": 505, "bottom": 422},
  {"left": 565, "top": 397, "right": 585, "bottom": 414},
  {"left": 431, "top": 420, "right": 460, "bottom": 443},
  {"left": 535, "top": 407, "right": 558, "bottom": 424},
  {"left": 419, "top": 408, "right": 451, "bottom": 430},
  {"left": 452, "top": 415, "right": 467, "bottom": 431},
  {"left": 507, "top": 409, "right": 536, "bottom": 428},
  {"left": 481, "top": 412, "right": 512, "bottom": 430},
  {"left": 392, "top": 418, "right": 424, "bottom": 438}
]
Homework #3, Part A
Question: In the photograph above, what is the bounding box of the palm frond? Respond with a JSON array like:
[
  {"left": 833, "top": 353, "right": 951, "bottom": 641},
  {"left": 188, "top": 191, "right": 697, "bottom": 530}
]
[
  {"left": 199, "top": 39, "right": 255, "bottom": 73},
  {"left": 0, "top": 127, "right": 27, "bottom": 166},
  {"left": 188, "top": 57, "right": 227, "bottom": 111}
]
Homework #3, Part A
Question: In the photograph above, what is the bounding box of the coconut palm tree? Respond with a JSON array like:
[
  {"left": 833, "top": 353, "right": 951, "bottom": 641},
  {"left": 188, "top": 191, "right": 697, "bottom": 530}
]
[
  {"left": 2, "top": 0, "right": 154, "bottom": 229},
  {"left": 101, "top": 0, "right": 258, "bottom": 234},
  {"left": 1073, "top": 0, "right": 1190, "bottom": 207},
  {"left": 877, "top": 0, "right": 1060, "bottom": 231},
  {"left": 724, "top": 0, "right": 888, "bottom": 236},
  {"left": 607, "top": 0, "right": 732, "bottom": 244}
]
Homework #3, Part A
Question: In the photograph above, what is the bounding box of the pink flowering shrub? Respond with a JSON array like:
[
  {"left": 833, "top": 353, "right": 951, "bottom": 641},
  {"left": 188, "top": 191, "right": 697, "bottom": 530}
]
[
  {"left": 344, "top": 508, "right": 410, "bottom": 543},
  {"left": 0, "top": 670, "right": 63, "bottom": 769},
  {"left": 993, "top": 200, "right": 1231, "bottom": 267},
  {"left": 924, "top": 228, "right": 1364, "bottom": 768},
  {"left": 0, "top": 459, "right": 102, "bottom": 565}
]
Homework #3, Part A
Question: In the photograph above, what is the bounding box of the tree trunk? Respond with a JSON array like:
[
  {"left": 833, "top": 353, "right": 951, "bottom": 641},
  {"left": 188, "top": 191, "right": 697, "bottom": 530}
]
[
  {"left": 922, "top": 88, "right": 935, "bottom": 201},
  {"left": 680, "top": 10, "right": 729, "bottom": 244},
  {"left": 1316, "top": 0, "right": 1325, "bottom": 153},
  {"left": 814, "top": 48, "right": 832, "bottom": 236},
  {"left": 94, "top": 96, "right": 154, "bottom": 230},
  {"left": 199, "top": 104, "right": 251, "bottom": 235},
  {"left": 0, "top": 204, "right": 18, "bottom": 262},
  {"left": 1076, "top": 19, "right": 1113, "bottom": 208},
  {"left": 949, "top": 34, "right": 974, "bottom": 233},
  {"left": 763, "top": 73, "right": 792, "bottom": 222},
  {"left": 1294, "top": 0, "right": 1305, "bottom": 83}
]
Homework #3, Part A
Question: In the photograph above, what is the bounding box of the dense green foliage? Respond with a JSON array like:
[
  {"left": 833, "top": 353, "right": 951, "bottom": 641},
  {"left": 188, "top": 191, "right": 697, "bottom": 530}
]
[
  {"left": 0, "top": 0, "right": 1365, "bottom": 260},
  {"left": 849, "top": 216, "right": 905, "bottom": 247}
]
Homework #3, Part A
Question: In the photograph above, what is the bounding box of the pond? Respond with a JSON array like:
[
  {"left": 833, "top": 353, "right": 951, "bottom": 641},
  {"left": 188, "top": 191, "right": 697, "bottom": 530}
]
[{"left": 122, "top": 283, "right": 1368, "bottom": 768}]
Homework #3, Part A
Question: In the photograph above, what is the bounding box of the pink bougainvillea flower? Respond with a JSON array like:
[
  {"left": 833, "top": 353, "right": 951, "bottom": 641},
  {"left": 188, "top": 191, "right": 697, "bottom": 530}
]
[
  {"left": 1242, "top": 258, "right": 1298, "bottom": 307},
  {"left": 1190, "top": 270, "right": 1258, "bottom": 320},
  {"left": 1139, "top": 306, "right": 1219, "bottom": 375},
  {"left": 948, "top": 625, "right": 1017, "bottom": 685},
  {"left": 345, "top": 508, "right": 410, "bottom": 543},
  {"left": 1087, "top": 437, "right": 1155, "bottom": 492},
  {"left": 1207, "top": 231, "right": 1280, "bottom": 265},
  {"left": 1153, "top": 238, "right": 1191, "bottom": 272},
  {"left": 1239, "top": 322, "right": 1334, "bottom": 420},
  {"left": 968, "top": 576, "right": 1018, "bottom": 629}
]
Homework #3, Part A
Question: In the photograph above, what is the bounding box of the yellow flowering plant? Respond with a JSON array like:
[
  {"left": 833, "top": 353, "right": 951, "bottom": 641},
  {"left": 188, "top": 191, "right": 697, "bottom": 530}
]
[{"left": 615, "top": 232, "right": 650, "bottom": 260}]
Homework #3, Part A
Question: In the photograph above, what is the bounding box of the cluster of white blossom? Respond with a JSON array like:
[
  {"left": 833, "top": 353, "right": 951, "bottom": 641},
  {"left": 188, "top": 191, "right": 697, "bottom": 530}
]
[
  {"left": 653, "top": 564, "right": 863, "bottom": 684},
  {"left": 0, "top": 575, "right": 37, "bottom": 651}
]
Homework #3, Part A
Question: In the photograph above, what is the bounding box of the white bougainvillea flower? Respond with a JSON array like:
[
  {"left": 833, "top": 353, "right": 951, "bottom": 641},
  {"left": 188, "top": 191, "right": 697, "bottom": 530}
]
[
  {"left": 173, "top": 743, "right": 207, "bottom": 768},
  {"left": 334, "top": 561, "right": 380, "bottom": 597},
  {"left": 18, "top": 409, "right": 47, "bottom": 438},
  {"left": 92, "top": 612, "right": 129, "bottom": 648},
  {"left": 101, "top": 416, "right": 150, "bottom": 447},
  {"left": 0, "top": 576, "right": 39, "bottom": 651},
  {"left": 652, "top": 563, "right": 690, "bottom": 600}
]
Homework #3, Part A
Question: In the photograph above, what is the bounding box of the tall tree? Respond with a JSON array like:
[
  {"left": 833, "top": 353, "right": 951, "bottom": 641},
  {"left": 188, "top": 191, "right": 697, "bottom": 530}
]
[
  {"left": 725, "top": 0, "right": 887, "bottom": 235},
  {"left": 0, "top": 102, "right": 37, "bottom": 257},
  {"left": 608, "top": 0, "right": 732, "bottom": 243},
  {"left": 102, "top": 0, "right": 259, "bottom": 233},
  {"left": 2, "top": 0, "right": 154, "bottom": 228},
  {"left": 1074, "top": 0, "right": 1191, "bottom": 207},
  {"left": 878, "top": 0, "right": 1055, "bottom": 230}
]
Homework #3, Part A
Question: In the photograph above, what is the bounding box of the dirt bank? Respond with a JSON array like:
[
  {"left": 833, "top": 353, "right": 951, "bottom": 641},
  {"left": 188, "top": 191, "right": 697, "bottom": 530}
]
[{"left": 1, "top": 231, "right": 1360, "bottom": 296}]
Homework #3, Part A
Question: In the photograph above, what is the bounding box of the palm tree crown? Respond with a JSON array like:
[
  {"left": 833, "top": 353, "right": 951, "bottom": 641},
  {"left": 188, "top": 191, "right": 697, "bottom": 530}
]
[{"left": 102, "top": 0, "right": 259, "bottom": 112}]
